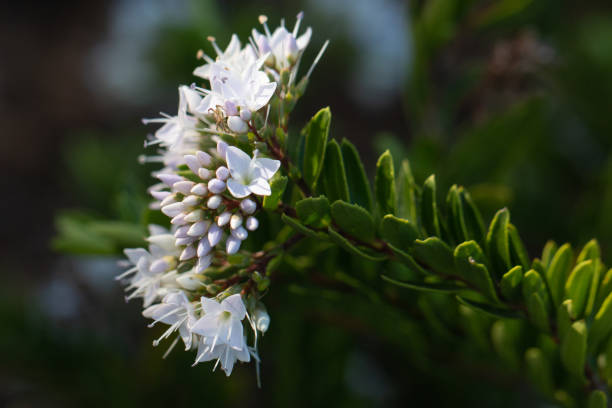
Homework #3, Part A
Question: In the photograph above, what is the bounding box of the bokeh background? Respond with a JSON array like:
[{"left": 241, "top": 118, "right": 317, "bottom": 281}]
[{"left": 3, "top": 0, "right": 612, "bottom": 406}]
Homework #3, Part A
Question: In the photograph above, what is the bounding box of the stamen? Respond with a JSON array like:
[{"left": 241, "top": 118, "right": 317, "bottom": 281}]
[
  {"left": 259, "top": 15, "right": 272, "bottom": 38},
  {"left": 196, "top": 49, "right": 204, "bottom": 60},
  {"left": 207, "top": 36, "right": 223, "bottom": 56},
  {"left": 115, "top": 266, "right": 138, "bottom": 280},
  {"left": 163, "top": 336, "right": 180, "bottom": 359},
  {"left": 306, "top": 39, "right": 330, "bottom": 79},
  {"left": 294, "top": 11, "right": 304, "bottom": 37}
]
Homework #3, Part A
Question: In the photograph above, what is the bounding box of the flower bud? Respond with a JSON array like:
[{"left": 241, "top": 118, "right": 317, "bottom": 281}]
[
  {"left": 198, "top": 168, "right": 212, "bottom": 180},
  {"left": 208, "top": 178, "right": 226, "bottom": 194},
  {"left": 160, "top": 194, "right": 177, "bottom": 207},
  {"left": 196, "top": 254, "right": 213, "bottom": 273},
  {"left": 188, "top": 220, "right": 210, "bottom": 237},
  {"left": 239, "top": 109, "right": 252, "bottom": 121},
  {"left": 217, "top": 141, "right": 228, "bottom": 158},
  {"left": 184, "top": 209, "right": 203, "bottom": 223},
  {"left": 176, "top": 273, "right": 203, "bottom": 291},
  {"left": 226, "top": 236, "right": 242, "bottom": 255},
  {"left": 182, "top": 195, "right": 201, "bottom": 207},
  {"left": 245, "top": 216, "right": 259, "bottom": 231},
  {"left": 176, "top": 236, "right": 196, "bottom": 246},
  {"left": 156, "top": 173, "right": 183, "bottom": 186},
  {"left": 170, "top": 213, "right": 187, "bottom": 225},
  {"left": 217, "top": 211, "right": 231, "bottom": 226},
  {"left": 161, "top": 202, "right": 184, "bottom": 217},
  {"left": 253, "top": 306, "right": 270, "bottom": 333},
  {"left": 216, "top": 166, "right": 229, "bottom": 181},
  {"left": 207, "top": 195, "right": 222, "bottom": 209},
  {"left": 231, "top": 226, "right": 248, "bottom": 241},
  {"left": 230, "top": 214, "right": 243, "bottom": 230},
  {"left": 184, "top": 155, "right": 201, "bottom": 174},
  {"left": 228, "top": 116, "right": 248, "bottom": 134},
  {"left": 174, "top": 225, "right": 189, "bottom": 238},
  {"left": 207, "top": 224, "right": 223, "bottom": 247},
  {"left": 147, "top": 234, "right": 176, "bottom": 251},
  {"left": 197, "top": 238, "right": 211, "bottom": 257},
  {"left": 173, "top": 180, "right": 195, "bottom": 195},
  {"left": 190, "top": 183, "right": 208, "bottom": 196},
  {"left": 179, "top": 245, "right": 196, "bottom": 261},
  {"left": 150, "top": 190, "right": 171, "bottom": 201},
  {"left": 150, "top": 258, "right": 169, "bottom": 274},
  {"left": 196, "top": 151, "right": 212, "bottom": 166},
  {"left": 240, "top": 198, "right": 257, "bottom": 214}
]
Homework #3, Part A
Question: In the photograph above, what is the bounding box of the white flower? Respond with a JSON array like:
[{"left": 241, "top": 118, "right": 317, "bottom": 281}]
[
  {"left": 225, "top": 146, "right": 280, "bottom": 198},
  {"left": 193, "top": 34, "right": 257, "bottom": 80},
  {"left": 143, "top": 86, "right": 201, "bottom": 150},
  {"left": 195, "top": 57, "right": 277, "bottom": 121},
  {"left": 193, "top": 336, "right": 250, "bottom": 376},
  {"left": 143, "top": 291, "right": 197, "bottom": 349},
  {"left": 252, "top": 14, "right": 312, "bottom": 71},
  {"left": 190, "top": 294, "right": 248, "bottom": 351}
]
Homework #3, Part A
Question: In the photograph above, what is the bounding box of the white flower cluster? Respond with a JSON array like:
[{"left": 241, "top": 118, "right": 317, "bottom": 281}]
[{"left": 118, "top": 13, "right": 324, "bottom": 379}]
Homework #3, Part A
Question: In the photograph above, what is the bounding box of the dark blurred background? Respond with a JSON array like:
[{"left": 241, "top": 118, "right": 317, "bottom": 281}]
[{"left": 2, "top": 0, "right": 612, "bottom": 406}]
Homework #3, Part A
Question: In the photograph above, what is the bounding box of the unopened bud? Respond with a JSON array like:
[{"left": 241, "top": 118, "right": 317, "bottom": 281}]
[
  {"left": 231, "top": 226, "right": 248, "bottom": 241},
  {"left": 227, "top": 116, "right": 248, "bottom": 134},
  {"left": 240, "top": 198, "right": 257, "bottom": 214},
  {"left": 207, "top": 195, "right": 222, "bottom": 209},
  {"left": 173, "top": 180, "right": 195, "bottom": 195},
  {"left": 190, "top": 183, "right": 208, "bottom": 196},
  {"left": 196, "top": 151, "right": 212, "bottom": 166},
  {"left": 208, "top": 178, "right": 226, "bottom": 194},
  {"left": 184, "top": 209, "right": 203, "bottom": 223},
  {"left": 188, "top": 220, "right": 210, "bottom": 237},
  {"left": 216, "top": 166, "right": 229, "bottom": 181},
  {"left": 217, "top": 211, "right": 231, "bottom": 226},
  {"left": 198, "top": 168, "right": 212, "bottom": 180},
  {"left": 230, "top": 214, "right": 243, "bottom": 229},
  {"left": 207, "top": 224, "right": 223, "bottom": 247},
  {"left": 161, "top": 202, "right": 184, "bottom": 217},
  {"left": 226, "top": 236, "right": 242, "bottom": 255},
  {"left": 197, "top": 238, "right": 211, "bottom": 257},
  {"left": 179, "top": 245, "right": 196, "bottom": 261},
  {"left": 239, "top": 109, "right": 252, "bottom": 121},
  {"left": 245, "top": 216, "right": 259, "bottom": 231}
]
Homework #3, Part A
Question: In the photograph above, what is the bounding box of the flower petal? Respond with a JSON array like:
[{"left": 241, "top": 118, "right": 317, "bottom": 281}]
[
  {"left": 248, "top": 178, "right": 271, "bottom": 196},
  {"left": 225, "top": 146, "right": 252, "bottom": 179},
  {"left": 227, "top": 178, "right": 251, "bottom": 198},
  {"left": 222, "top": 294, "right": 246, "bottom": 319},
  {"left": 253, "top": 157, "right": 281, "bottom": 179}
]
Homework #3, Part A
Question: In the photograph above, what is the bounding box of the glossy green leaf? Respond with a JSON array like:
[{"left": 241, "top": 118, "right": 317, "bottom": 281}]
[
  {"left": 302, "top": 107, "right": 330, "bottom": 190},
  {"left": 508, "top": 223, "right": 530, "bottom": 270},
  {"left": 381, "top": 275, "right": 464, "bottom": 293},
  {"left": 459, "top": 188, "right": 485, "bottom": 244},
  {"left": 446, "top": 185, "right": 464, "bottom": 243},
  {"left": 412, "top": 237, "right": 455, "bottom": 276},
  {"left": 577, "top": 238, "right": 601, "bottom": 264},
  {"left": 526, "top": 292, "right": 550, "bottom": 332},
  {"left": 453, "top": 241, "right": 498, "bottom": 301},
  {"left": 295, "top": 196, "right": 330, "bottom": 228},
  {"left": 565, "top": 260, "right": 594, "bottom": 319},
  {"left": 500, "top": 265, "right": 523, "bottom": 300},
  {"left": 546, "top": 243, "right": 573, "bottom": 306},
  {"left": 491, "top": 320, "right": 523, "bottom": 370},
  {"left": 557, "top": 299, "right": 573, "bottom": 343},
  {"left": 327, "top": 227, "right": 387, "bottom": 262},
  {"left": 397, "top": 159, "right": 419, "bottom": 223},
  {"left": 485, "top": 208, "right": 511, "bottom": 279},
  {"left": 380, "top": 214, "right": 420, "bottom": 252},
  {"left": 386, "top": 243, "right": 429, "bottom": 276},
  {"left": 585, "top": 260, "right": 602, "bottom": 317},
  {"left": 541, "top": 240, "right": 558, "bottom": 269},
  {"left": 330, "top": 200, "right": 375, "bottom": 243},
  {"left": 320, "top": 139, "right": 350, "bottom": 202},
  {"left": 595, "top": 268, "right": 612, "bottom": 312},
  {"left": 560, "top": 320, "right": 587, "bottom": 379},
  {"left": 525, "top": 348, "right": 554, "bottom": 396},
  {"left": 421, "top": 175, "right": 440, "bottom": 237},
  {"left": 280, "top": 214, "right": 329, "bottom": 241},
  {"left": 588, "top": 291, "right": 612, "bottom": 353},
  {"left": 340, "top": 138, "right": 373, "bottom": 212},
  {"left": 455, "top": 296, "right": 520, "bottom": 319},
  {"left": 523, "top": 269, "right": 551, "bottom": 313},
  {"left": 262, "top": 175, "right": 288, "bottom": 210},
  {"left": 375, "top": 150, "right": 396, "bottom": 215},
  {"left": 587, "top": 390, "right": 607, "bottom": 408}
]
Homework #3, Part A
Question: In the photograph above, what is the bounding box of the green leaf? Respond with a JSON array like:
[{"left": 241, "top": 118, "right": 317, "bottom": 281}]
[
  {"left": 525, "top": 348, "right": 554, "bottom": 396},
  {"left": 320, "top": 139, "right": 350, "bottom": 202},
  {"left": 412, "top": 237, "right": 455, "bottom": 276},
  {"left": 557, "top": 299, "right": 573, "bottom": 343},
  {"left": 507, "top": 223, "right": 529, "bottom": 270},
  {"left": 577, "top": 239, "right": 601, "bottom": 264},
  {"left": 546, "top": 243, "right": 573, "bottom": 307},
  {"left": 526, "top": 292, "right": 550, "bottom": 332},
  {"left": 327, "top": 227, "right": 387, "bottom": 262},
  {"left": 455, "top": 296, "right": 520, "bottom": 318},
  {"left": 565, "top": 260, "right": 595, "bottom": 319},
  {"left": 262, "top": 175, "right": 288, "bottom": 210},
  {"left": 453, "top": 241, "right": 499, "bottom": 301},
  {"left": 585, "top": 260, "right": 602, "bottom": 317},
  {"left": 302, "top": 107, "right": 331, "bottom": 190},
  {"left": 595, "top": 268, "right": 612, "bottom": 312},
  {"left": 375, "top": 150, "right": 396, "bottom": 215},
  {"left": 541, "top": 240, "right": 558, "bottom": 269},
  {"left": 397, "top": 159, "right": 419, "bottom": 223},
  {"left": 459, "top": 188, "right": 485, "bottom": 244},
  {"left": 587, "top": 390, "right": 607, "bottom": 408},
  {"left": 560, "top": 320, "right": 587, "bottom": 379},
  {"left": 330, "top": 200, "right": 375, "bottom": 243},
  {"left": 295, "top": 196, "right": 331, "bottom": 228},
  {"left": 386, "top": 243, "right": 429, "bottom": 276},
  {"left": 485, "top": 208, "right": 511, "bottom": 279},
  {"left": 421, "top": 175, "right": 440, "bottom": 237},
  {"left": 588, "top": 291, "right": 612, "bottom": 353},
  {"left": 280, "top": 214, "right": 329, "bottom": 241},
  {"left": 380, "top": 214, "right": 420, "bottom": 252},
  {"left": 446, "top": 185, "right": 465, "bottom": 243},
  {"left": 491, "top": 320, "right": 523, "bottom": 370},
  {"left": 341, "top": 138, "right": 373, "bottom": 212},
  {"left": 500, "top": 265, "right": 523, "bottom": 300},
  {"left": 523, "top": 269, "right": 551, "bottom": 313},
  {"left": 381, "top": 275, "right": 464, "bottom": 293}
]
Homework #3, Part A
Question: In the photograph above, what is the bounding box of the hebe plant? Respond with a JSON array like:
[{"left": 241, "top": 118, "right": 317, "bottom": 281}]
[{"left": 57, "top": 12, "right": 612, "bottom": 407}]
